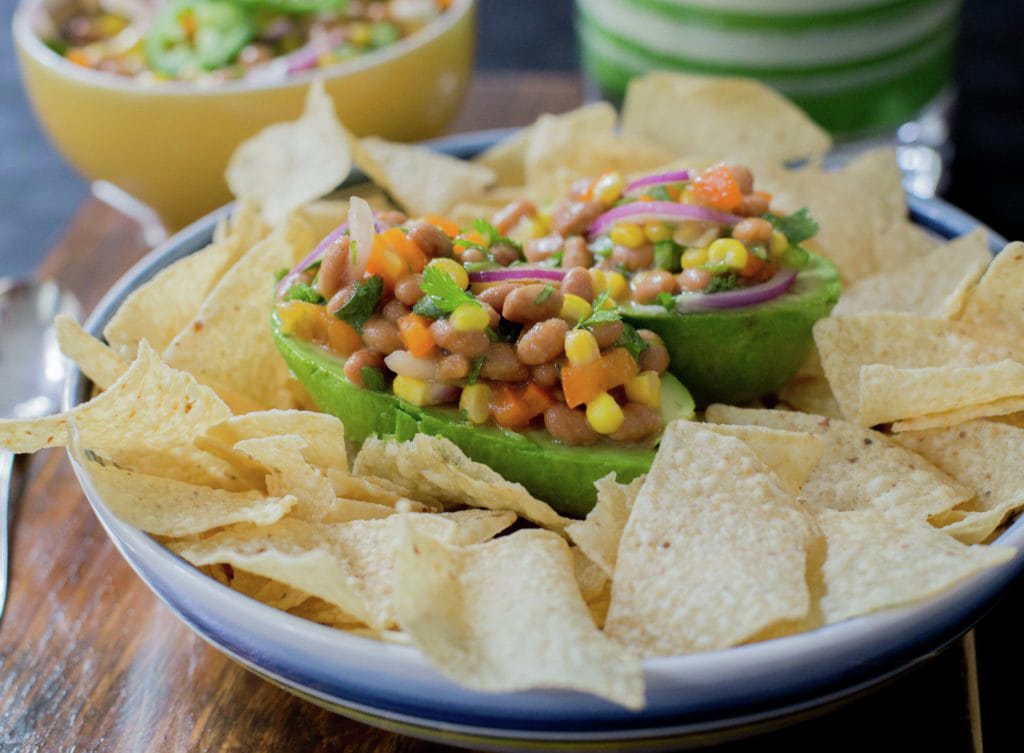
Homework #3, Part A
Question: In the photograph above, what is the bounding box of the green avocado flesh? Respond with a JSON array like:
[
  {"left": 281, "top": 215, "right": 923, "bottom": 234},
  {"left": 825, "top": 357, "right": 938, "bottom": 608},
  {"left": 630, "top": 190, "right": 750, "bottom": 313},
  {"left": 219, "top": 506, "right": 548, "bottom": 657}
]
[
  {"left": 272, "top": 316, "right": 694, "bottom": 518},
  {"left": 622, "top": 251, "right": 841, "bottom": 407}
]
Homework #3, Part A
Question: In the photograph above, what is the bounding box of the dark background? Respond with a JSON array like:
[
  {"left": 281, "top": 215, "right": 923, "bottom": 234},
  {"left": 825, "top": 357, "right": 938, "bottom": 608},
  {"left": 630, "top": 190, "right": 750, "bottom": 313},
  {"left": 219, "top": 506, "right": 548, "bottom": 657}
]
[{"left": 3, "top": 0, "right": 1021, "bottom": 279}]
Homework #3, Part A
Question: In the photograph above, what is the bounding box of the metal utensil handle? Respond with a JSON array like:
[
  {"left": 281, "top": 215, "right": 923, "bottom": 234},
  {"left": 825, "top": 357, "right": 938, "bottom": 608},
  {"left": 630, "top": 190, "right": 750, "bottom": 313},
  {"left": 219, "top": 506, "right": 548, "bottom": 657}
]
[{"left": 0, "top": 449, "right": 13, "bottom": 624}]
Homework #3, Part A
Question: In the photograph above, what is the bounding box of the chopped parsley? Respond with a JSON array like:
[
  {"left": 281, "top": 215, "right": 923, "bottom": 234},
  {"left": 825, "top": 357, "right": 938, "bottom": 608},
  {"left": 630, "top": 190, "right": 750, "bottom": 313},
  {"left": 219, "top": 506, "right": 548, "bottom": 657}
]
[
  {"left": 333, "top": 275, "right": 383, "bottom": 333},
  {"left": 419, "top": 265, "right": 480, "bottom": 315},
  {"left": 614, "top": 322, "right": 650, "bottom": 361},
  {"left": 764, "top": 207, "right": 819, "bottom": 245},
  {"left": 534, "top": 285, "right": 556, "bottom": 305},
  {"left": 705, "top": 273, "right": 741, "bottom": 294},
  {"left": 575, "top": 291, "right": 621, "bottom": 330},
  {"left": 360, "top": 367, "right": 386, "bottom": 392},
  {"left": 283, "top": 282, "right": 326, "bottom": 305},
  {"left": 655, "top": 292, "right": 677, "bottom": 311},
  {"left": 467, "top": 356, "right": 486, "bottom": 385}
]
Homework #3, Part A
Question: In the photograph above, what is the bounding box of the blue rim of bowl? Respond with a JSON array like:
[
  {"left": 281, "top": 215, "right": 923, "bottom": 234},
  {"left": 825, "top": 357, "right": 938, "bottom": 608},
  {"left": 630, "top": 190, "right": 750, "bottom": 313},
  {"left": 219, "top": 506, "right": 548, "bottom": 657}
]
[{"left": 62, "top": 131, "right": 1020, "bottom": 745}]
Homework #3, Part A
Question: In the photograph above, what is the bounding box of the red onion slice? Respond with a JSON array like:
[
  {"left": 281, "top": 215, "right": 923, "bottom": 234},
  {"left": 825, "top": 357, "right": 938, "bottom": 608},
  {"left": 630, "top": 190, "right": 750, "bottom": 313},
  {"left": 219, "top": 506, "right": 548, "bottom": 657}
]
[
  {"left": 623, "top": 170, "right": 690, "bottom": 196},
  {"left": 468, "top": 267, "right": 566, "bottom": 284},
  {"left": 589, "top": 201, "right": 741, "bottom": 240},
  {"left": 672, "top": 268, "right": 797, "bottom": 313}
]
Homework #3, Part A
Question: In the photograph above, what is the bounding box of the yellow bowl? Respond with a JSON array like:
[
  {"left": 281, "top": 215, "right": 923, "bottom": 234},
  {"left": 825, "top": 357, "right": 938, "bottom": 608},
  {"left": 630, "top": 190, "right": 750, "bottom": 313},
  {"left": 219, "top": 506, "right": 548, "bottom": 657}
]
[{"left": 13, "top": 0, "right": 476, "bottom": 230}]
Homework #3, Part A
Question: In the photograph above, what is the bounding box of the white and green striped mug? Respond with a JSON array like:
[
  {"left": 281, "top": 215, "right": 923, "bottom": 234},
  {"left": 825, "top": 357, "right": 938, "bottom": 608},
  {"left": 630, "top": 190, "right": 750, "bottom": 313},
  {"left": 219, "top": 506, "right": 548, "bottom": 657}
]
[{"left": 576, "top": 0, "right": 960, "bottom": 137}]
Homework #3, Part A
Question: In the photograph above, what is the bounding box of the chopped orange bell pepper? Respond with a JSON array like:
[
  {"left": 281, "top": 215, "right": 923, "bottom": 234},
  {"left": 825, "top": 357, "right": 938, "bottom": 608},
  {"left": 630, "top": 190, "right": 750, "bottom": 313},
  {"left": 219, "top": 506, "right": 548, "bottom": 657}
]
[
  {"left": 397, "top": 313, "right": 436, "bottom": 358},
  {"left": 321, "top": 314, "right": 362, "bottom": 357},
  {"left": 561, "top": 347, "right": 640, "bottom": 408},
  {"left": 422, "top": 214, "right": 460, "bottom": 238},
  {"left": 693, "top": 164, "right": 743, "bottom": 212},
  {"left": 489, "top": 383, "right": 554, "bottom": 429}
]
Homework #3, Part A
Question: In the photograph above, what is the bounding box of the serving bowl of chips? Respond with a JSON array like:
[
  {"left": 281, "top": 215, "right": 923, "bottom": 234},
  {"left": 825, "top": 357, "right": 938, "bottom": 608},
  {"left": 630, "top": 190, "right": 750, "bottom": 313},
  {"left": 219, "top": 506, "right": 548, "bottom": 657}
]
[{"left": 6, "top": 72, "right": 1024, "bottom": 750}]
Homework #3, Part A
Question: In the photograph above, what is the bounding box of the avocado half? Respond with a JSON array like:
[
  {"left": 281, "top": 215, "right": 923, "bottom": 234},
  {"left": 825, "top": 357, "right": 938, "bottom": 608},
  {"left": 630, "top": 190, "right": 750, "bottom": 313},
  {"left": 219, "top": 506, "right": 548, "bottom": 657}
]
[
  {"left": 272, "top": 316, "right": 695, "bottom": 518},
  {"left": 622, "top": 250, "right": 841, "bottom": 407}
]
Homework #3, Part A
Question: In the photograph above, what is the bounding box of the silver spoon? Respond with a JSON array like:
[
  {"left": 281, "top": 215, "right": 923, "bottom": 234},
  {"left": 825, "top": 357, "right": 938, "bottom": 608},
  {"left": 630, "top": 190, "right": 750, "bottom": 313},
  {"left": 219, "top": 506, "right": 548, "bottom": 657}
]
[{"left": 0, "top": 278, "right": 80, "bottom": 623}]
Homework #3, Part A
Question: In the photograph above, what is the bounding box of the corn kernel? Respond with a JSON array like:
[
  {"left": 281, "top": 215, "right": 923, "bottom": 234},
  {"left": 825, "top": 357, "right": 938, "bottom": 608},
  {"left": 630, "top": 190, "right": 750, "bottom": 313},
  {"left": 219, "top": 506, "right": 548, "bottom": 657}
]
[
  {"left": 349, "top": 22, "right": 371, "bottom": 45},
  {"left": 565, "top": 329, "right": 600, "bottom": 366},
  {"left": 679, "top": 186, "right": 699, "bottom": 204},
  {"left": 609, "top": 223, "right": 646, "bottom": 249},
  {"left": 450, "top": 302, "right": 490, "bottom": 332},
  {"left": 643, "top": 222, "right": 672, "bottom": 243},
  {"left": 586, "top": 392, "right": 625, "bottom": 434},
  {"left": 276, "top": 301, "right": 320, "bottom": 340},
  {"left": 393, "top": 375, "right": 431, "bottom": 406},
  {"left": 593, "top": 171, "right": 625, "bottom": 206},
  {"left": 460, "top": 383, "right": 491, "bottom": 424},
  {"left": 606, "top": 271, "right": 628, "bottom": 301},
  {"left": 625, "top": 371, "right": 661, "bottom": 409},
  {"left": 560, "top": 294, "right": 593, "bottom": 323},
  {"left": 680, "top": 247, "right": 709, "bottom": 269},
  {"left": 589, "top": 268, "right": 608, "bottom": 295},
  {"left": 529, "top": 217, "right": 549, "bottom": 239},
  {"left": 427, "top": 257, "right": 469, "bottom": 290},
  {"left": 770, "top": 230, "right": 789, "bottom": 257},
  {"left": 707, "top": 238, "right": 748, "bottom": 269}
]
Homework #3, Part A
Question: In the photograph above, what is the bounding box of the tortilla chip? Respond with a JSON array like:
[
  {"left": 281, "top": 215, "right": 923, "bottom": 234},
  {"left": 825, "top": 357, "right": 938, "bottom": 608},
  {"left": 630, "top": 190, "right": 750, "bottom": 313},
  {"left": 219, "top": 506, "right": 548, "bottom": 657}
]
[
  {"left": 813, "top": 313, "right": 1015, "bottom": 422},
  {"left": 226, "top": 570, "right": 312, "bottom": 611},
  {"left": 833, "top": 229, "right": 991, "bottom": 317},
  {"left": 859, "top": 360, "right": 1024, "bottom": 428},
  {"left": 325, "top": 468, "right": 426, "bottom": 509},
  {"left": 896, "top": 421, "right": 1024, "bottom": 543},
  {"left": 621, "top": 72, "right": 831, "bottom": 166},
  {"left": 815, "top": 508, "right": 1013, "bottom": 624},
  {"left": 565, "top": 473, "right": 644, "bottom": 579},
  {"left": 394, "top": 526, "right": 644, "bottom": 709},
  {"left": 704, "top": 424, "right": 823, "bottom": 496},
  {"left": 163, "top": 215, "right": 315, "bottom": 411},
  {"left": 892, "top": 396, "right": 1024, "bottom": 433},
  {"left": 605, "top": 422, "right": 816, "bottom": 656},
  {"left": 352, "top": 137, "right": 495, "bottom": 217},
  {"left": 55, "top": 315, "right": 127, "bottom": 390},
  {"left": 704, "top": 406, "right": 971, "bottom": 526},
  {"left": 200, "top": 409, "right": 348, "bottom": 473},
  {"left": 958, "top": 242, "right": 1024, "bottom": 357},
  {"left": 777, "top": 349, "right": 843, "bottom": 419},
  {"left": 353, "top": 435, "right": 569, "bottom": 531},
  {"left": 73, "top": 444, "right": 294, "bottom": 536},
  {"left": 226, "top": 81, "right": 353, "bottom": 225},
  {"left": 287, "top": 597, "right": 361, "bottom": 627}
]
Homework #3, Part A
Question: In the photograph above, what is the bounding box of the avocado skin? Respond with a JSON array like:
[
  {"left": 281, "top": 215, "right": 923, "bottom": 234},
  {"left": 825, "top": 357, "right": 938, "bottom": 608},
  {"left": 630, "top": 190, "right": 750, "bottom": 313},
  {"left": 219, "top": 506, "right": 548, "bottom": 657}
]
[
  {"left": 622, "top": 251, "right": 841, "bottom": 407},
  {"left": 272, "top": 318, "right": 660, "bottom": 517}
]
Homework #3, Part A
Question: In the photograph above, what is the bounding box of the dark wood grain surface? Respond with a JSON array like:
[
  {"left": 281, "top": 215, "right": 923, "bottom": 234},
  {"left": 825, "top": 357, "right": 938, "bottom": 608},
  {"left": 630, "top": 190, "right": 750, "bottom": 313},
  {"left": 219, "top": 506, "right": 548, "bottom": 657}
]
[{"left": 1, "top": 71, "right": 1019, "bottom": 753}]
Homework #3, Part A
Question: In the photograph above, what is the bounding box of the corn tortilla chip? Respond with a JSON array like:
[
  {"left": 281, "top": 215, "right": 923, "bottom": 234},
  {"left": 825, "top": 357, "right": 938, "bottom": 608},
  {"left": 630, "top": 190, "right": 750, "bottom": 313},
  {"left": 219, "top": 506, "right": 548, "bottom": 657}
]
[
  {"left": 622, "top": 72, "right": 831, "bottom": 166},
  {"left": 394, "top": 526, "right": 644, "bottom": 709},
  {"left": 704, "top": 424, "right": 823, "bottom": 496},
  {"left": 704, "top": 406, "right": 971, "bottom": 526},
  {"left": 226, "top": 81, "right": 353, "bottom": 225},
  {"left": 891, "top": 396, "right": 1024, "bottom": 433},
  {"left": 221, "top": 570, "right": 312, "bottom": 611},
  {"left": 958, "top": 242, "right": 1024, "bottom": 357},
  {"left": 605, "top": 422, "right": 816, "bottom": 656},
  {"left": 815, "top": 508, "right": 1013, "bottom": 624},
  {"left": 778, "top": 349, "right": 843, "bottom": 419},
  {"left": 55, "top": 315, "right": 127, "bottom": 390},
  {"left": 565, "top": 473, "right": 644, "bottom": 580},
  {"left": 200, "top": 409, "right": 348, "bottom": 473}
]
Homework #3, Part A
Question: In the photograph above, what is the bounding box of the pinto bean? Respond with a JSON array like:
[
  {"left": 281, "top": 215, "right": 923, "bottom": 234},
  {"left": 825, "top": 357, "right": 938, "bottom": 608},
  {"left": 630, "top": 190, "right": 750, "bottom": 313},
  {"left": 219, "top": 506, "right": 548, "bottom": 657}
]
[
  {"left": 728, "top": 164, "right": 755, "bottom": 194},
  {"left": 343, "top": 348, "right": 384, "bottom": 388},
  {"left": 477, "top": 283, "right": 517, "bottom": 311},
  {"left": 732, "top": 217, "right": 774, "bottom": 245},
  {"left": 381, "top": 299, "right": 411, "bottom": 323},
  {"left": 326, "top": 282, "right": 357, "bottom": 315},
  {"left": 492, "top": 199, "right": 536, "bottom": 235},
  {"left": 481, "top": 301, "right": 501, "bottom": 330},
  {"left": 502, "top": 284, "right": 564, "bottom": 325},
  {"left": 737, "top": 192, "right": 770, "bottom": 217},
  {"left": 561, "top": 236, "right": 593, "bottom": 269},
  {"left": 490, "top": 242, "right": 521, "bottom": 267},
  {"left": 316, "top": 236, "right": 350, "bottom": 298},
  {"left": 461, "top": 248, "right": 486, "bottom": 263},
  {"left": 550, "top": 200, "right": 604, "bottom": 237},
  {"left": 544, "top": 404, "right": 600, "bottom": 445},
  {"left": 437, "top": 353, "right": 471, "bottom": 382},
  {"left": 377, "top": 210, "right": 408, "bottom": 227},
  {"left": 517, "top": 319, "right": 569, "bottom": 366},
  {"left": 394, "top": 273, "right": 424, "bottom": 306},
  {"left": 479, "top": 342, "right": 529, "bottom": 382},
  {"left": 638, "top": 330, "right": 670, "bottom": 373},
  {"left": 678, "top": 268, "right": 712, "bottom": 292},
  {"left": 531, "top": 361, "right": 561, "bottom": 388},
  {"left": 611, "top": 243, "right": 654, "bottom": 272},
  {"left": 610, "top": 404, "right": 662, "bottom": 442},
  {"left": 430, "top": 319, "right": 490, "bottom": 358},
  {"left": 560, "top": 266, "right": 594, "bottom": 301},
  {"left": 407, "top": 222, "right": 453, "bottom": 258},
  {"left": 591, "top": 320, "right": 624, "bottom": 349},
  {"left": 525, "top": 234, "right": 563, "bottom": 263},
  {"left": 361, "top": 317, "right": 403, "bottom": 355},
  {"left": 630, "top": 270, "right": 678, "bottom": 304}
]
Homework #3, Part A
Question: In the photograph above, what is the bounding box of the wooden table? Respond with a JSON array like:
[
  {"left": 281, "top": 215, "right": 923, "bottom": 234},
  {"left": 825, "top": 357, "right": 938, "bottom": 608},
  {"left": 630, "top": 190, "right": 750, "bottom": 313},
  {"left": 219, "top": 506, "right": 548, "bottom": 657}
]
[{"left": 2, "top": 72, "right": 1021, "bottom": 753}]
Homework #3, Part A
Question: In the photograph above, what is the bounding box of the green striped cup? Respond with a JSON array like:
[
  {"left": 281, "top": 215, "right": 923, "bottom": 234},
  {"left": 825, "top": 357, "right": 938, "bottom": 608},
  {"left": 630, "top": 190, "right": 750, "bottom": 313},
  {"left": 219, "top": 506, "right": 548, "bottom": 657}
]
[{"left": 576, "top": 0, "right": 960, "bottom": 137}]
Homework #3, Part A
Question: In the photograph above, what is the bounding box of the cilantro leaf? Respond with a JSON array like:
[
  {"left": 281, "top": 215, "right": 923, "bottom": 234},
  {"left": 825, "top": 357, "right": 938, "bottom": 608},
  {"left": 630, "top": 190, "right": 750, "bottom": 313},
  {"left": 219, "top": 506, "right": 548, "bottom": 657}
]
[
  {"left": 419, "top": 265, "right": 479, "bottom": 315},
  {"left": 764, "top": 207, "right": 819, "bottom": 245},
  {"left": 360, "top": 367, "right": 386, "bottom": 392},
  {"left": 534, "top": 285, "right": 556, "bottom": 305},
  {"left": 655, "top": 292, "right": 677, "bottom": 312},
  {"left": 467, "top": 356, "right": 485, "bottom": 385},
  {"left": 471, "top": 219, "right": 523, "bottom": 257},
  {"left": 274, "top": 267, "right": 290, "bottom": 282},
  {"left": 614, "top": 322, "right": 650, "bottom": 361},
  {"left": 575, "top": 291, "right": 622, "bottom": 330},
  {"left": 333, "top": 275, "right": 383, "bottom": 333},
  {"left": 283, "top": 282, "right": 326, "bottom": 305},
  {"left": 705, "top": 273, "right": 741, "bottom": 294},
  {"left": 412, "top": 296, "right": 445, "bottom": 319}
]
